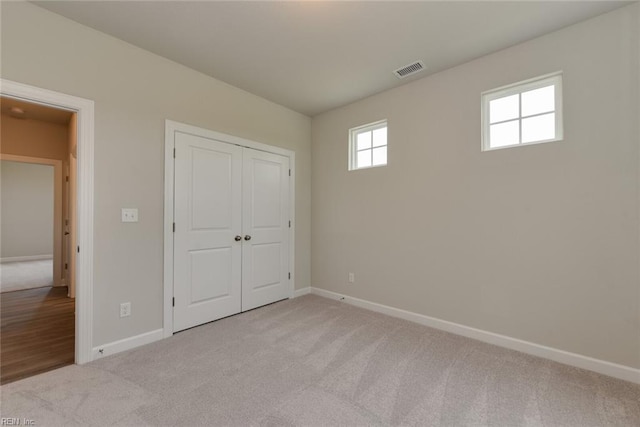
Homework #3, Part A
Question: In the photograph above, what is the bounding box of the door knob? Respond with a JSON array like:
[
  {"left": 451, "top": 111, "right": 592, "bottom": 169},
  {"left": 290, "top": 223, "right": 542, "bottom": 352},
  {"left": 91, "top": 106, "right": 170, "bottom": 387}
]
[
  {"left": 234, "top": 235, "right": 242, "bottom": 242},
  {"left": 244, "top": 235, "right": 252, "bottom": 241}
]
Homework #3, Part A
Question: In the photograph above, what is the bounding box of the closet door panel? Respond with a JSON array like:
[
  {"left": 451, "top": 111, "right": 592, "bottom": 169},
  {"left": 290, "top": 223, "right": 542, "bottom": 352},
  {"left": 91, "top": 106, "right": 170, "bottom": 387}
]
[
  {"left": 173, "top": 132, "right": 242, "bottom": 332},
  {"left": 241, "top": 148, "right": 290, "bottom": 311}
]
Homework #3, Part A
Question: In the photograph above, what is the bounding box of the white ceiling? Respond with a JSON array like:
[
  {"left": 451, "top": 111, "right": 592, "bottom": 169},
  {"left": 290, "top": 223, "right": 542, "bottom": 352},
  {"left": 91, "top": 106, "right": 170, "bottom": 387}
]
[{"left": 33, "top": 1, "right": 631, "bottom": 117}]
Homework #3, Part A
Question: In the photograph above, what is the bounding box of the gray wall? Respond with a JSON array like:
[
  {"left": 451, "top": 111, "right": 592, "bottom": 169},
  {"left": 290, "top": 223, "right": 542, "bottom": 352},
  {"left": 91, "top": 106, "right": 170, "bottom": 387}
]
[
  {"left": 311, "top": 5, "right": 639, "bottom": 369},
  {"left": 1, "top": 2, "right": 311, "bottom": 346},
  {"left": 0, "top": 161, "right": 54, "bottom": 259}
]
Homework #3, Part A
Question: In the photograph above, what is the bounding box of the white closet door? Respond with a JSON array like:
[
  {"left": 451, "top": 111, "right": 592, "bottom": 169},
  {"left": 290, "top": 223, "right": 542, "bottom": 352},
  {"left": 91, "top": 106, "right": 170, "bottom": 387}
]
[
  {"left": 241, "top": 148, "right": 290, "bottom": 311},
  {"left": 173, "top": 132, "right": 242, "bottom": 332}
]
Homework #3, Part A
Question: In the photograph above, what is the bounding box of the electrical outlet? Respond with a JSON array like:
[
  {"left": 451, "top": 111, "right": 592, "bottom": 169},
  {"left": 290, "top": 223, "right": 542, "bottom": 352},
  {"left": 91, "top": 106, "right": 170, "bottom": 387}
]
[
  {"left": 348, "top": 273, "right": 355, "bottom": 283},
  {"left": 120, "top": 302, "right": 131, "bottom": 317},
  {"left": 121, "top": 208, "right": 138, "bottom": 223}
]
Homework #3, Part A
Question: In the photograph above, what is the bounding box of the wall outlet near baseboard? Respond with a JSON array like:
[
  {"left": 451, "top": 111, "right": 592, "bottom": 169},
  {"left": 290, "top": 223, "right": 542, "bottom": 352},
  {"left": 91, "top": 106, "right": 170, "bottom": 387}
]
[
  {"left": 348, "top": 273, "right": 355, "bottom": 283},
  {"left": 120, "top": 302, "right": 131, "bottom": 317},
  {"left": 121, "top": 208, "right": 138, "bottom": 222}
]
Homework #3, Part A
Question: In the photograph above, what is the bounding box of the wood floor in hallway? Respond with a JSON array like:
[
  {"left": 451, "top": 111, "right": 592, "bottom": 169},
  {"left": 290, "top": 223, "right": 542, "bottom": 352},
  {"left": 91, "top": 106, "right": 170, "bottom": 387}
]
[{"left": 1, "top": 286, "right": 75, "bottom": 384}]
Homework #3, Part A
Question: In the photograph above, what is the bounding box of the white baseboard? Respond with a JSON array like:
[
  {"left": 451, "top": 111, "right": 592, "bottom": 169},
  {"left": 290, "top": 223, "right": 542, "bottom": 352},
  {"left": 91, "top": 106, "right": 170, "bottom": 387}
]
[
  {"left": 92, "top": 329, "right": 164, "bottom": 360},
  {"left": 0, "top": 254, "right": 53, "bottom": 263},
  {"left": 310, "top": 287, "right": 640, "bottom": 385},
  {"left": 292, "top": 287, "right": 311, "bottom": 298}
]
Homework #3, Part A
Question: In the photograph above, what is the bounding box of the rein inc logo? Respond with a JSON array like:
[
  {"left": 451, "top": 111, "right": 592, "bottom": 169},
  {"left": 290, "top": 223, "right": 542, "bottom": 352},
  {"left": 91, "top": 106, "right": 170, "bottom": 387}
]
[{"left": 1, "top": 419, "right": 35, "bottom": 426}]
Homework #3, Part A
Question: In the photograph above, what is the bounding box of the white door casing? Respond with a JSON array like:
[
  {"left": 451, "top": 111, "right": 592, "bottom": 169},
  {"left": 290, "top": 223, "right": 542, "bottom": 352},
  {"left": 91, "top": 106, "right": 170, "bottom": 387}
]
[
  {"left": 166, "top": 121, "right": 295, "bottom": 334},
  {"left": 1, "top": 79, "right": 95, "bottom": 364}
]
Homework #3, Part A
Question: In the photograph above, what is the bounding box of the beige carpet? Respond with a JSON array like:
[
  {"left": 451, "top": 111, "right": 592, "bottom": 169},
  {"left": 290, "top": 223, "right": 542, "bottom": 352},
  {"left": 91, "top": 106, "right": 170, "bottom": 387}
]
[
  {"left": 1, "top": 294, "right": 638, "bottom": 426},
  {"left": 0, "top": 259, "right": 53, "bottom": 293}
]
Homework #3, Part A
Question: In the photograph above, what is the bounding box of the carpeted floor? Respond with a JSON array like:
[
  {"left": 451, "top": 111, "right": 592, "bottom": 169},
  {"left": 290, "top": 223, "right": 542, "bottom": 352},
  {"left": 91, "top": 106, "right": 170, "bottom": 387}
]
[
  {"left": 0, "top": 259, "right": 53, "bottom": 293},
  {"left": 1, "top": 294, "right": 638, "bottom": 426}
]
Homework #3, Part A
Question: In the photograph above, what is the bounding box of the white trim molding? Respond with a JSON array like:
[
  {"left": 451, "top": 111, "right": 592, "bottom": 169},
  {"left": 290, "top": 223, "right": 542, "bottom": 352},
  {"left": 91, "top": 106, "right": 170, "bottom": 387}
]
[
  {"left": 348, "top": 119, "right": 388, "bottom": 171},
  {"left": 293, "top": 287, "right": 311, "bottom": 298},
  {"left": 163, "top": 120, "right": 296, "bottom": 338},
  {"left": 1, "top": 79, "right": 95, "bottom": 364},
  {"left": 481, "top": 71, "right": 563, "bottom": 151},
  {"left": 310, "top": 287, "right": 640, "bottom": 385},
  {"left": 92, "top": 329, "right": 164, "bottom": 360},
  {"left": 0, "top": 255, "right": 53, "bottom": 263}
]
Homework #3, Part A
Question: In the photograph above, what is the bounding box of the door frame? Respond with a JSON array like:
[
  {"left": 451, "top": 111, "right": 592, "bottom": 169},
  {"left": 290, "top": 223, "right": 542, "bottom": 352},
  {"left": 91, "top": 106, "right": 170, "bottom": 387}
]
[
  {"left": 1, "top": 79, "right": 95, "bottom": 364},
  {"left": 0, "top": 154, "right": 63, "bottom": 285},
  {"left": 163, "top": 120, "right": 296, "bottom": 338}
]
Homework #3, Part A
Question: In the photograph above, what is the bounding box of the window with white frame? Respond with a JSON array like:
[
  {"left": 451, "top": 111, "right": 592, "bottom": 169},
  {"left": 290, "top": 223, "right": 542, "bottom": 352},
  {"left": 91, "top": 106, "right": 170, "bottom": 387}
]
[
  {"left": 482, "top": 72, "right": 563, "bottom": 151},
  {"left": 349, "top": 120, "right": 387, "bottom": 170}
]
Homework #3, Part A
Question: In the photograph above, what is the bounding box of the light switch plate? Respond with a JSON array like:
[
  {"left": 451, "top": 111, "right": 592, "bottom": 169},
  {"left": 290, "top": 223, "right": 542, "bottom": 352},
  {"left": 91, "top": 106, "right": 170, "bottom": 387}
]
[{"left": 121, "top": 208, "right": 138, "bottom": 223}]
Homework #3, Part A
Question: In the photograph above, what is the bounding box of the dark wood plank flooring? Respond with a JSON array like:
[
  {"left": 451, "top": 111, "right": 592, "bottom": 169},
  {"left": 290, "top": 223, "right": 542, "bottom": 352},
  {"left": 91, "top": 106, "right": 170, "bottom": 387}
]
[{"left": 1, "top": 286, "right": 75, "bottom": 384}]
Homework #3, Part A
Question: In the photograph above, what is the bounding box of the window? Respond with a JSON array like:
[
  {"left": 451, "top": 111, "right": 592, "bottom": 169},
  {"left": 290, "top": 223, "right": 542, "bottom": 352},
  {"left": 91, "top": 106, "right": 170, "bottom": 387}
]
[
  {"left": 482, "top": 72, "right": 563, "bottom": 151},
  {"left": 349, "top": 120, "right": 387, "bottom": 170}
]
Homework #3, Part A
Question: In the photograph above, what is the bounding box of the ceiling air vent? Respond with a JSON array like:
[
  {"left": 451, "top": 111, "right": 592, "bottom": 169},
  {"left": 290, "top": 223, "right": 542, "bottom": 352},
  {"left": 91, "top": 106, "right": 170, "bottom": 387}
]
[{"left": 393, "top": 60, "right": 425, "bottom": 79}]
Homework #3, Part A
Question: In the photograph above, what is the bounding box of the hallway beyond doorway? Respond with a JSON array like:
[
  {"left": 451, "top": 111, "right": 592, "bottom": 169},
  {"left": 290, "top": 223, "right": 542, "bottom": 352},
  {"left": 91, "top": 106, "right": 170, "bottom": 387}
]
[{"left": 0, "top": 259, "right": 54, "bottom": 293}]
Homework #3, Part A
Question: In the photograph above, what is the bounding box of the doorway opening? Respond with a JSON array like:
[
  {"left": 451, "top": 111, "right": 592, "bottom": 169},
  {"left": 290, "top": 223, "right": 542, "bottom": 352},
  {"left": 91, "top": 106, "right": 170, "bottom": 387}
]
[
  {"left": 0, "top": 79, "right": 94, "bottom": 381},
  {"left": 0, "top": 97, "right": 77, "bottom": 383}
]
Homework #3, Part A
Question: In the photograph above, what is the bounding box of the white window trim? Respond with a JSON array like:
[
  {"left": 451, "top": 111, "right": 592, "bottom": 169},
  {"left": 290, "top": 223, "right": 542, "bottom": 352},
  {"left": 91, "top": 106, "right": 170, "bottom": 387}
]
[
  {"left": 481, "top": 71, "right": 563, "bottom": 151},
  {"left": 348, "top": 119, "right": 388, "bottom": 171}
]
